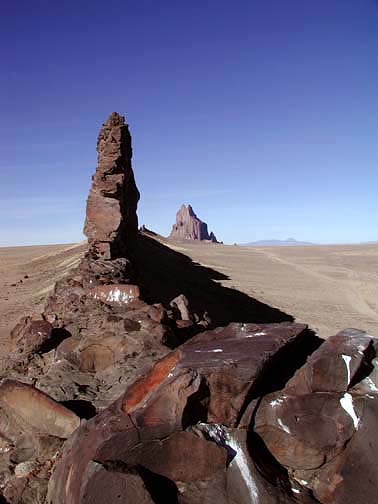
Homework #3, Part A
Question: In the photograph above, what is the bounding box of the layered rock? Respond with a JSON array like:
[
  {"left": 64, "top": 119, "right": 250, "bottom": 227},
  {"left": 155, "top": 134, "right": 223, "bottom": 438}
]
[
  {"left": 169, "top": 204, "right": 218, "bottom": 242},
  {"left": 0, "top": 112, "right": 210, "bottom": 502},
  {"left": 84, "top": 112, "right": 140, "bottom": 260}
]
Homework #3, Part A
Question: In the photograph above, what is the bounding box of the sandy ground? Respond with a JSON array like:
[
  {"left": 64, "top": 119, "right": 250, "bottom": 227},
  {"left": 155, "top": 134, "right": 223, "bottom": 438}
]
[
  {"left": 166, "top": 241, "right": 378, "bottom": 339},
  {"left": 0, "top": 239, "right": 377, "bottom": 343},
  {"left": 0, "top": 243, "right": 86, "bottom": 343}
]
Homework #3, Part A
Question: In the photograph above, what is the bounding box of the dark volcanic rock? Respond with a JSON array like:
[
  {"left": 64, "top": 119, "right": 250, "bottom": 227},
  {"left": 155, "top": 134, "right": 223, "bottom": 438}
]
[
  {"left": 10, "top": 317, "right": 52, "bottom": 356},
  {"left": 47, "top": 322, "right": 309, "bottom": 504},
  {"left": 169, "top": 204, "right": 218, "bottom": 242},
  {"left": 254, "top": 329, "right": 378, "bottom": 503},
  {"left": 84, "top": 112, "right": 140, "bottom": 260}
]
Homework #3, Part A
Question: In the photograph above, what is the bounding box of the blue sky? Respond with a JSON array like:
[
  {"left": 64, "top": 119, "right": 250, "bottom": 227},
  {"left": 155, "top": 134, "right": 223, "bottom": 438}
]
[{"left": 1, "top": 0, "right": 377, "bottom": 246}]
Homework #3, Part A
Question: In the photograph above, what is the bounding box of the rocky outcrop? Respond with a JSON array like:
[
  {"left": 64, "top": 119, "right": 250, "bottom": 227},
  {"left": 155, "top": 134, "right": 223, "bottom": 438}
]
[
  {"left": 2, "top": 112, "right": 378, "bottom": 504},
  {"left": 49, "top": 326, "right": 378, "bottom": 504},
  {"left": 0, "top": 112, "right": 211, "bottom": 502},
  {"left": 84, "top": 112, "right": 140, "bottom": 260},
  {"left": 47, "top": 322, "right": 310, "bottom": 504},
  {"left": 254, "top": 328, "right": 378, "bottom": 504},
  {"left": 169, "top": 204, "right": 218, "bottom": 242}
]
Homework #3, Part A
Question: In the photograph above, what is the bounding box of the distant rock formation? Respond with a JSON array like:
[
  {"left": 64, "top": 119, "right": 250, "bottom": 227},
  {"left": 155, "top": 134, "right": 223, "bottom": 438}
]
[
  {"left": 84, "top": 112, "right": 140, "bottom": 260},
  {"left": 169, "top": 204, "right": 218, "bottom": 242}
]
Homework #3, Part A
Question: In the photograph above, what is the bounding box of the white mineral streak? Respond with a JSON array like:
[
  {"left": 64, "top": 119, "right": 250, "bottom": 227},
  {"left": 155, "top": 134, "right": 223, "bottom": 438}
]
[
  {"left": 270, "top": 396, "right": 285, "bottom": 407},
  {"left": 340, "top": 393, "right": 359, "bottom": 429},
  {"left": 107, "top": 288, "right": 131, "bottom": 303},
  {"left": 291, "top": 488, "right": 301, "bottom": 494},
  {"left": 227, "top": 435, "right": 259, "bottom": 503},
  {"left": 167, "top": 366, "right": 176, "bottom": 378},
  {"left": 194, "top": 348, "right": 223, "bottom": 353},
  {"left": 277, "top": 417, "right": 290, "bottom": 434},
  {"left": 341, "top": 354, "right": 352, "bottom": 385},
  {"left": 295, "top": 479, "right": 309, "bottom": 486},
  {"left": 199, "top": 424, "right": 259, "bottom": 503},
  {"left": 244, "top": 331, "right": 266, "bottom": 338}
]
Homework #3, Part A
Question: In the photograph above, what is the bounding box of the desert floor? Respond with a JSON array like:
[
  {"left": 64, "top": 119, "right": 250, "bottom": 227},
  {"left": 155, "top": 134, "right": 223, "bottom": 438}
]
[
  {"left": 0, "top": 243, "right": 86, "bottom": 343},
  {"left": 166, "top": 240, "right": 378, "bottom": 338},
  {"left": 0, "top": 239, "right": 377, "bottom": 343}
]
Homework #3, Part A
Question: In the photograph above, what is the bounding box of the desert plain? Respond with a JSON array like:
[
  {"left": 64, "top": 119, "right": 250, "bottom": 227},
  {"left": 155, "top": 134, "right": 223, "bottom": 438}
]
[{"left": 1, "top": 238, "right": 377, "bottom": 349}]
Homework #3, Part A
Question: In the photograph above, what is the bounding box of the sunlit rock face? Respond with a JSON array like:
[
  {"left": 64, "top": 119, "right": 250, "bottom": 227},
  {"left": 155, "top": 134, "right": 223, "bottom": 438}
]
[
  {"left": 169, "top": 204, "right": 218, "bottom": 242},
  {"left": 84, "top": 112, "right": 140, "bottom": 260}
]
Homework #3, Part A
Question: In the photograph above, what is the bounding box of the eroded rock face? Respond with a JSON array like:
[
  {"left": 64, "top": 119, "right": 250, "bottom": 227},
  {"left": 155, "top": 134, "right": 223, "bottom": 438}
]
[
  {"left": 47, "top": 322, "right": 310, "bottom": 503},
  {"left": 169, "top": 204, "right": 218, "bottom": 242},
  {"left": 84, "top": 112, "right": 140, "bottom": 260}
]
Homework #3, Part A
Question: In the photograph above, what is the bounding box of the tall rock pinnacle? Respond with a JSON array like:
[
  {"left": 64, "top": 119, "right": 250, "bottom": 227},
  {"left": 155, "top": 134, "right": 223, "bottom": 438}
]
[
  {"left": 84, "top": 112, "right": 140, "bottom": 259},
  {"left": 169, "top": 204, "right": 218, "bottom": 242}
]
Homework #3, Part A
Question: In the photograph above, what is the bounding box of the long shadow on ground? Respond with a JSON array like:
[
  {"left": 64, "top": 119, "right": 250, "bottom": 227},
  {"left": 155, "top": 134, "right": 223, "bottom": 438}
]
[{"left": 133, "top": 234, "right": 294, "bottom": 328}]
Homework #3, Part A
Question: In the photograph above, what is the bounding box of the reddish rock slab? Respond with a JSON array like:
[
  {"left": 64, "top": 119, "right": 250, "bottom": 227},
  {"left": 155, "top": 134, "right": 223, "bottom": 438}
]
[
  {"left": 180, "top": 322, "right": 308, "bottom": 426},
  {"left": 285, "top": 328, "right": 373, "bottom": 395},
  {"left": 10, "top": 317, "right": 52, "bottom": 355},
  {"left": 0, "top": 380, "right": 80, "bottom": 439}
]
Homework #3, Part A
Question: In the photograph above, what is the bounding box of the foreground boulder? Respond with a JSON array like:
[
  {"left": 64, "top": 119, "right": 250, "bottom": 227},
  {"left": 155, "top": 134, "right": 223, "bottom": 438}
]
[
  {"left": 47, "top": 322, "right": 310, "bottom": 503},
  {"left": 48, "top": 326, "right": 378, "bottom": 504},
  {"left": 254, "top": 329, "right": 378, "bottom": 503},
  {"left": 169, "top": 204, "right": 218, "bottom": 242}
]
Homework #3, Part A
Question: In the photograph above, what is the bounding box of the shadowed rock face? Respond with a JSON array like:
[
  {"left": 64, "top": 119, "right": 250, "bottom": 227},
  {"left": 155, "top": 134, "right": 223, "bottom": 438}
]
[
  {"left": 169, "top": 204, "right": 218, "bottom": 242},
  {"left": 84, "top": 112, "right": 140, "bottom": 260}
]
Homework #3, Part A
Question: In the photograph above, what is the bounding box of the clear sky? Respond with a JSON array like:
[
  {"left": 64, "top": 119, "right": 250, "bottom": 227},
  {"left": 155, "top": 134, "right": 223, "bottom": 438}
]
[{"left": 1, "top": 0, "right": 377, "bottom": 246}]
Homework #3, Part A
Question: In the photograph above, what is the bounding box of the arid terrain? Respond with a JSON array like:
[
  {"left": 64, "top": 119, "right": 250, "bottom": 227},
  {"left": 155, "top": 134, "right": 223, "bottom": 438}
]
[
  {"left": 1, "top": 239, "right": 377, "bottom": 343},
  {"left": 0, "top": 243, "right": 86, "bottom": 346}
]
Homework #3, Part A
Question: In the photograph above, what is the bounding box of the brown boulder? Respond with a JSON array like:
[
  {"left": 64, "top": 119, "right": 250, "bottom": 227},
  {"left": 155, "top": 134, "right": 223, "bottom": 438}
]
[
  {"left": 0, "top": 380, "right": 80, "bottom": 439},
  {"left": 48, "top": 322, "right": 309, "bottom": 504},
  {"left": 10, "top": 318, "right": 52, "bottom": 356},
  {"left": 254, "top": 329, "right": 378, "bottom": 503}
]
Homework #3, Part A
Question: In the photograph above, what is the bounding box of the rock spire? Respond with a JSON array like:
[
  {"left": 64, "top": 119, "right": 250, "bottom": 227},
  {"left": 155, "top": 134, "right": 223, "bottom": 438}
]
[{"left": 84, "top": 112, "right": 140, "bottom": 260}]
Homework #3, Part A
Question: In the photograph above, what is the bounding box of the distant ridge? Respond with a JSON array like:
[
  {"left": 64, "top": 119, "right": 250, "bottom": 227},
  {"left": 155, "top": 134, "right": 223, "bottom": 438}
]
[{"left": 241, "top": 238, "right": 315, "bottom": 247}]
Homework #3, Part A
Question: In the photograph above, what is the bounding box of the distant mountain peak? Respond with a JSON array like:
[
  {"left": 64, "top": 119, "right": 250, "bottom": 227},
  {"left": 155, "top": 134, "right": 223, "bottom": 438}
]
[{"left": 169, "top": 204, "right": 218, "bottom": 243}]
